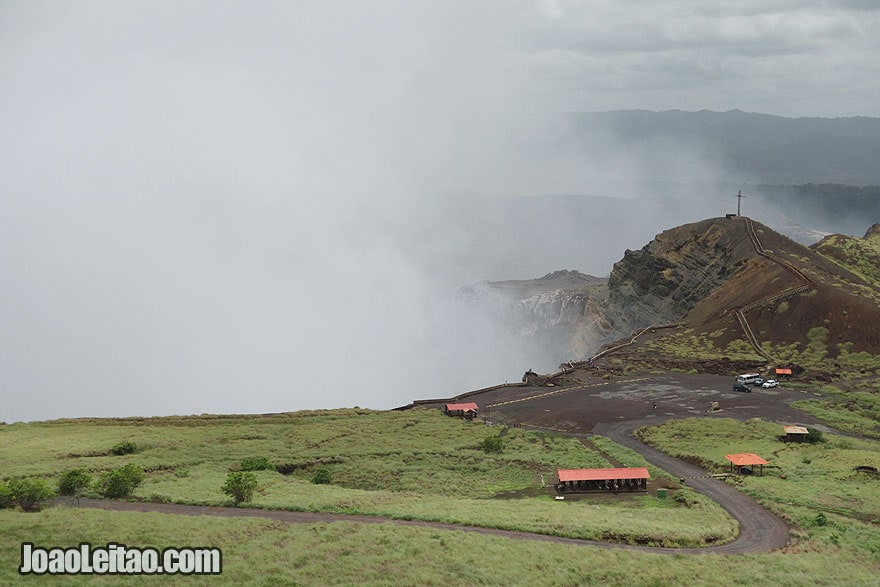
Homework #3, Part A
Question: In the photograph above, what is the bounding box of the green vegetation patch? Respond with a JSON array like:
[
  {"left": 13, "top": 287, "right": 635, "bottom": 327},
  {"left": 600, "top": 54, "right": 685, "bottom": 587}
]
[
  {"left": 792, "top": 381, "right": 880, "bottom": 439},
  {"left": 641, "top": 331, "right": 764, "bottom": 362},
  {"left": 635, "top": 417, "right": 880, "bottom": 546},
  {"left": 0, "top": 409, "right": 736, "bottom": 547},
  {"left": 2, "top": 508, "right": 879, "bottom": 586}
]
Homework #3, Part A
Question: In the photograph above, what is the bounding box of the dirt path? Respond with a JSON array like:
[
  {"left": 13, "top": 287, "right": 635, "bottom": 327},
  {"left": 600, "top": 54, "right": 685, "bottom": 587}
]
[{"left": 62, "top": 496, "right": 770, "bottom": 556}]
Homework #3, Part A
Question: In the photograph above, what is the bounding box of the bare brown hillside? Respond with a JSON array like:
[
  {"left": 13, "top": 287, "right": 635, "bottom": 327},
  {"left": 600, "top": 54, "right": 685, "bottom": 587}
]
[
  {"left": 470, "top": 216, "right": 880, "bottom": 375},
  {"left": 598, "top": 216, "right": 880, "bottom": 374}
]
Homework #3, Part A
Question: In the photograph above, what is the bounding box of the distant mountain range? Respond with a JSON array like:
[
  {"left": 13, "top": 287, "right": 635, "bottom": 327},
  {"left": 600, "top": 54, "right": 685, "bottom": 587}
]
[{"left": 569, "top": 109, "right": 880, "bottom": 185}]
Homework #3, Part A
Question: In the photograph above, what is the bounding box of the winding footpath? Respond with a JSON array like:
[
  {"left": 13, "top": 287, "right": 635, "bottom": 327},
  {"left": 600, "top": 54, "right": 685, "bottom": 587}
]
[
  {"left": 733, "top": 216, "right": 815, "bottom": 360},
  {"left": 63, "top": 417, "right": 791, "bottom": 556}
]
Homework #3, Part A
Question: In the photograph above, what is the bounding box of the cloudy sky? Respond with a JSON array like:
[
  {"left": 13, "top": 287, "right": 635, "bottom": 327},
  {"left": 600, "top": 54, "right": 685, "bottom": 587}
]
[{"left": 2, "top": 1, "right": 878, "bottom": 422}]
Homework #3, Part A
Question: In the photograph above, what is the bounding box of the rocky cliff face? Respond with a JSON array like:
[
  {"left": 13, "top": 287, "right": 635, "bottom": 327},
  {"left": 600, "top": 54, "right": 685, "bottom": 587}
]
[
  {"left": 607, "top": 218, "right": 754, "bottom": 327},
  {"left": 464, "top": 216, "right": 880, "bottom": 371},
  {"left": 462, "top": 218, "right": 762, "bottom": 363},
  {"left": 459, "top": 271, "right": 616, "bottom": 364}
]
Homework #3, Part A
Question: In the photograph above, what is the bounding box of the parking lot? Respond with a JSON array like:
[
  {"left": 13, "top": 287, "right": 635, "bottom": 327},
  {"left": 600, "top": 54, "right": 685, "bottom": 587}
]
[{"left": 476, "top": 372, "right": 828, "bottom": 434}]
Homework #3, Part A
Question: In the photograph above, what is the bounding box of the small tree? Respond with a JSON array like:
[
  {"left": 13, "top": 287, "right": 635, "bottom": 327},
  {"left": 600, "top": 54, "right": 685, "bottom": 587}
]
[
  {"left": 7, "top": 478, "right": 56, "bottom": 512},
  {"left": 222, "top": 472, "right": 258, "bottom": 505},
  {"left": 480, "top": 435, "right": 504, "bottom": 454},
  {"left": 311, "top": 468, "right": 332, "bottom": 485},
  {"left": 806, "top": 428, "right": 824, "bottom": 444},
  {"left": 59, "top": 469, "right": 92, "bottom": 499},
  {"left": 97, "top": 464, "right": 145, "bottom": 498}
]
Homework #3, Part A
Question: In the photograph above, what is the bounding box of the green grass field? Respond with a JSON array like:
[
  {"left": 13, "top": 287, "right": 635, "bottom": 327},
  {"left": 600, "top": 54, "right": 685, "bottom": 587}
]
[
  {"left": 635, "top": 417, "right": 880, "bottom": 558},
  {"left": 3, "top": 408, "right": 880, "bottom": 584},
  {"left": 2, "top": 507, "right": 879, "bottom": 586},
  {"left": 791, "top": 380, "right": 880, "bottom": 439},
  {"left": 0, "top": 409, "right": 732, "bottom": 546}
]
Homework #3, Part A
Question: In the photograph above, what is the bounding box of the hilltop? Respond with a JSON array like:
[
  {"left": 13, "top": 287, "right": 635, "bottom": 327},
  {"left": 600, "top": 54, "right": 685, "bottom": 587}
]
[{"left": 467, "top": 216, "right": 880, "bottom": 377}]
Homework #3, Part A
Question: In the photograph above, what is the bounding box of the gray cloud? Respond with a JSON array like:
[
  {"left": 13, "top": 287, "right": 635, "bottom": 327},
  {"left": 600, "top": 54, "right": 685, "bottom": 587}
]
[{"left": 1, "top": 1, "right": 877, "bottom": 421}]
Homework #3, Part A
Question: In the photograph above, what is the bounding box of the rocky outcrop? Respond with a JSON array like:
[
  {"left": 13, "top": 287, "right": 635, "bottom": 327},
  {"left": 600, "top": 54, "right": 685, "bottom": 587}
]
[
  {"left": 459, "top": 271, "right": 617, "bottom": 363},
  {"left": 463, "top": 216, "right": 880, "bottom": 368},
  {"left": 607, "top": 218, "right": 754, "bottom": 328},
  {"left": 462, "top": 218, "right": 761, "bottom": 362}
]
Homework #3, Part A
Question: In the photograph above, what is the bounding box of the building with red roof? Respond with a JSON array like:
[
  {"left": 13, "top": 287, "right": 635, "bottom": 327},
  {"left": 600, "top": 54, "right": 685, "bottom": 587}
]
[
  {"left": 556, "top": 467, "right": 650, "bottom": 493},
  {"left": 445, "top": 402, "right": 478, "bottom": 419},
  {"left": 725, "top": 453, "right": 769, "bottom": 475}
]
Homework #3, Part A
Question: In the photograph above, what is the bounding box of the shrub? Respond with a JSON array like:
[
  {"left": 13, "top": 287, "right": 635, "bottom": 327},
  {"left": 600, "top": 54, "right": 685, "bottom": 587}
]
[
  {"left": 7, "top": 478, "right": 56, "bottom": 512},
  {"left": 222, "top": 472, "right": 258, "bottom": 504},
  {"left": 806, "top": 428, "right": 824, "bottom": 444},
  {"left": 480, "top": 435, "right": 504, "bottom": 454},
  {"left": 0, "top": 482, "right": 12, "bottom": 509},
  {"left": 815, "top": 512, "right": 828, "bottom": 527},
  {"left": 239, "top": 457, "right": 274, "bottom": 471},
  {"left": 111, "top": 442, "right": 138, "bottom": 456},
  {"left": 59, "top": 469, "right": 92, "bottom": 497},
  {"left": 311, "top": 468, "right": 332, "bottom": 485},
  {"left": 97, "top": 464, "right": 145, "bottom": 498}
]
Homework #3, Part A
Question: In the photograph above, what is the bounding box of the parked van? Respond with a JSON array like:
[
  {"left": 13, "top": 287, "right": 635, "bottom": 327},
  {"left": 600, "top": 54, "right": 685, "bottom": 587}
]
[{"left": 736, "top": 373, "right": 762, "bottom": 385}]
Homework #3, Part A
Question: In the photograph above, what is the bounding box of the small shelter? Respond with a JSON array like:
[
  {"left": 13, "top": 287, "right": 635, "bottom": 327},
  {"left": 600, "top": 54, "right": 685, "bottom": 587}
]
[
  {"left": 783, "top": 425, "right": 809, "bottom": 442},
  {"left": 556, "top": 467, "right": 650, "bottom": 493},
  {"left": 445, "top": 402, "right": 478, "bottom": 419},
  {"left": 775, "top": 368, "right": 793, "bottom": 379},
  {"left": 725, "top": 453, "right": 768, "bottom": 475}
]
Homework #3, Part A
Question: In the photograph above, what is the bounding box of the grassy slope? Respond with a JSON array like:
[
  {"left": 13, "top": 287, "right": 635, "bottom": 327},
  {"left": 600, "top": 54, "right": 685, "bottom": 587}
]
[
  {"left": 792, "top": 380, "right": 880, "bottom": 439},
  {"left": 635, "top": 418, "right": 880, "bottom": 559},
  {"left": 1, "top": 410, "right": 879, "bottom": 584},
  {"left": 813, "top": 226, "right": 880, "bottom": 289},
  {"left": 2, "top": 507, "right": 878, "bottom": 586},
  {"left": 0, "top": 409, "right": 733, "bottom": 547}
]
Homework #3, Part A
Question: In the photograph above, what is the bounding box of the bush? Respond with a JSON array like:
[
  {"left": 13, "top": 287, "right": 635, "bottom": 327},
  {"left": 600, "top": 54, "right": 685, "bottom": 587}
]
[
  {"left": 111, "top": 442, "right": 138, "bottom": 456},
  {"left": 0, "top": 482, "right": 12, "bottom": 509},
  {"left": 480, "top": 435, "right": 504, "bottom": 454},
  {"left": 239, "top": 457, "right": 274, "bottom": 471},
  {"left": 97, "top": 464, "right": 145, "bottom": 498},
  {"left": 7, "top": 478, "right": 56, "bottom": 512},
  {"left": 311, "top": 468, "right": 332, "bottom": 485},
  {"left": 222, "top": 472, "right": 258, "bottom": 504},
  {"left": 59, "top": 469, "right": 92, "bottom": 497},
  {"left": 806, "top": 428, "right": 824, "bottom": 444}
]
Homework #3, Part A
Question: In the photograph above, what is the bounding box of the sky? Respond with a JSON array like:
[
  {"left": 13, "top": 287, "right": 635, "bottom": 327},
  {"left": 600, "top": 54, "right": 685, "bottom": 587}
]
[{"left": 2, "top": 1, "right": 879, "bottom": 422}]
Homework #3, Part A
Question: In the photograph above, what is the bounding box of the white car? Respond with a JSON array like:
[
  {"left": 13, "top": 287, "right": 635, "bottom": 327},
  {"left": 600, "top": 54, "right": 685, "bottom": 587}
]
[{"left": 762, "top": 379, "right": 779, "bottom": 388}]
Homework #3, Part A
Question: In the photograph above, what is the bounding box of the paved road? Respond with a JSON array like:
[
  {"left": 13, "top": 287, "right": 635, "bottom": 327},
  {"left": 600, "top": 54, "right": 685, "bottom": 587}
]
[{"left": 594, "top": 417, "right": 791, "bottom": 554}]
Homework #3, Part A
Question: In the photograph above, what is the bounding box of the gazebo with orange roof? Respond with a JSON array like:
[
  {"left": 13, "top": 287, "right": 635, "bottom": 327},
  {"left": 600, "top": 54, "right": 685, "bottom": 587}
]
[{"left": 725, "top": 453, "right": 769, "bottom": 476}]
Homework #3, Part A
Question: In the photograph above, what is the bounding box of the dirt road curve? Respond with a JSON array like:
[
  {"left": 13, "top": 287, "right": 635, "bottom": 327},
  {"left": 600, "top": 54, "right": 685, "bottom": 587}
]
[{"left": 594, "top": 417, "right": 791, "bottom": 554}]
